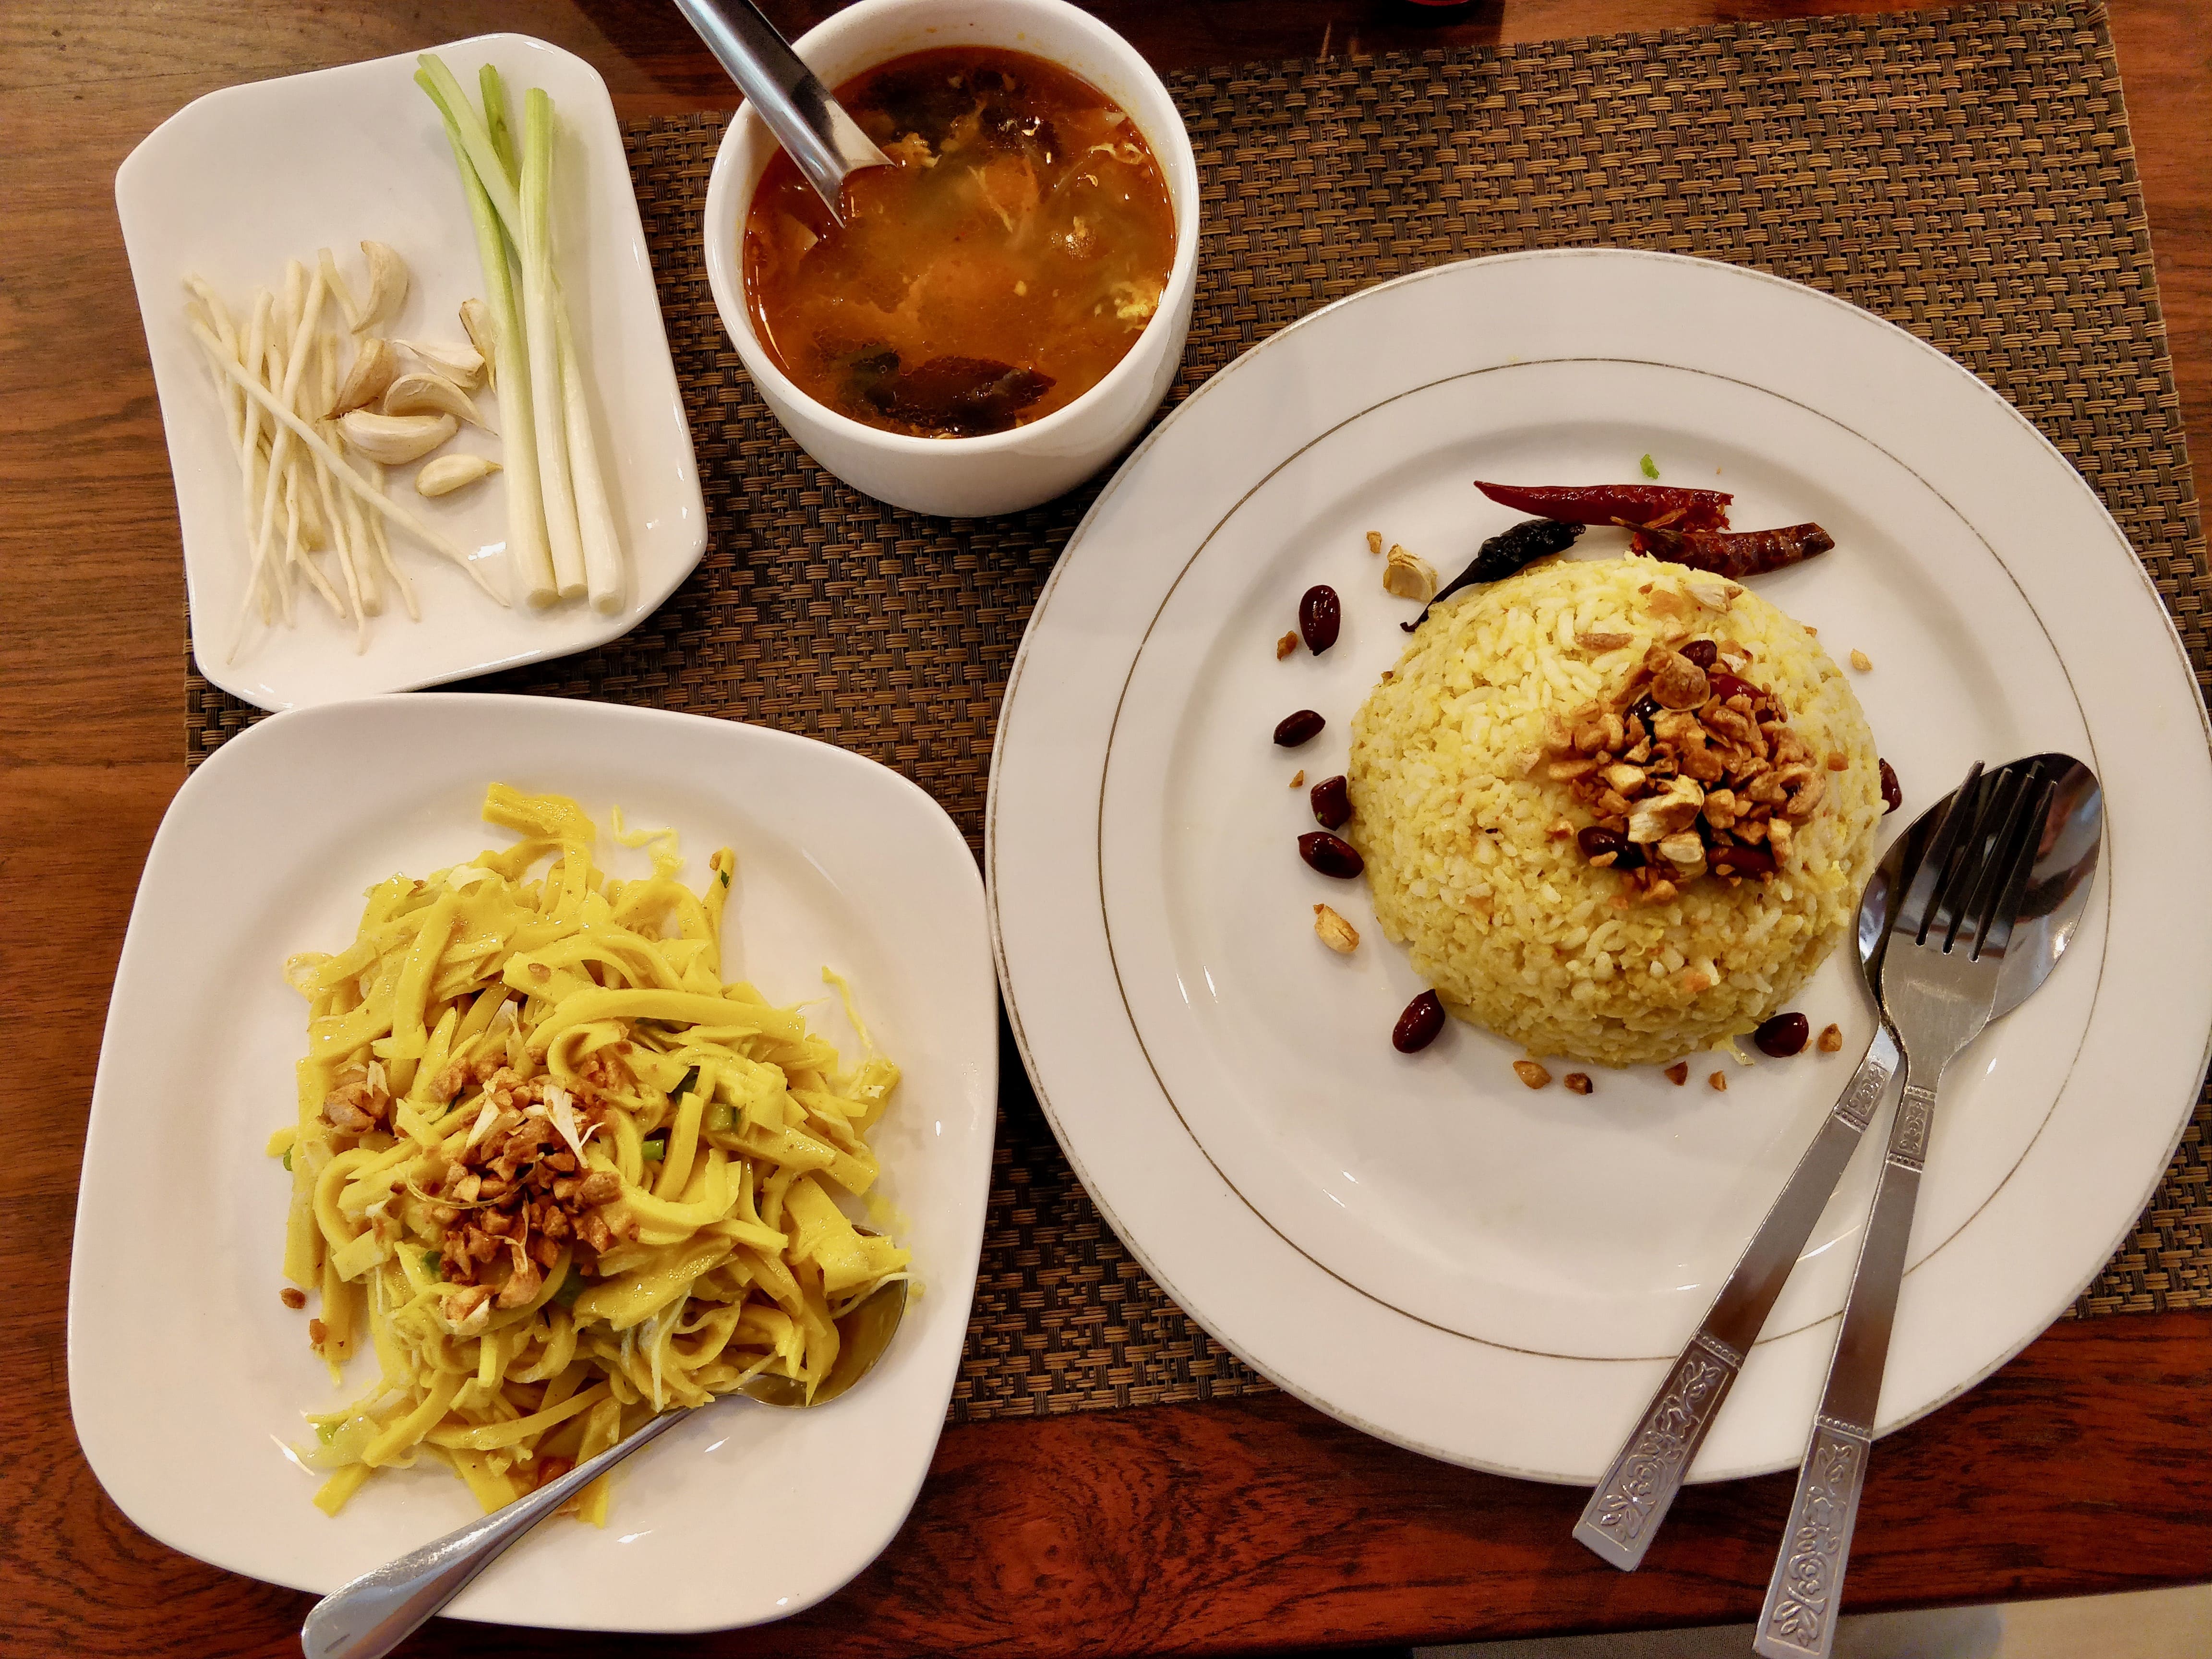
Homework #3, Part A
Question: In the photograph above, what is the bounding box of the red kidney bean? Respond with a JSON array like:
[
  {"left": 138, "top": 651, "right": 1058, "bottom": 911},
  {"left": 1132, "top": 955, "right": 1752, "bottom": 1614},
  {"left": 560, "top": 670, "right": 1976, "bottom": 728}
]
[
  {"left": 1879, "top": 757, "right": 1902, "bottom": 814},
  {"left": 1710, "top": 842, "right": 1776, "bottom": 878},
  {"left": 1754, "top": 1011, "right": 1810, "bottom": 1057},
  {"left": 1299, "top": 585, "right": 1341, "bottom": 654},
  {"left": 1393, "top": 990, "right": 1445, "bottom": 1053},
  {"left": 1310, "top": 774, "right": 1351, "bottom": 829},
  {"left": 1707, "top": 672, "right": 1758, "bottom": 705},
  {"left": 1274, "top": 709, "right": 1325, "bottom": 747},
  {"left": 1630, "top": 694, "right": 1663, "bottom": 727},
  {"left": 1680, "top": 638, "right": 1719, "bottom": 669},
  {"left": 1576, "top": 825, "right": 1645, "bottom": 869},
  {"left": 1298, "top": 831, "right": 1363, "bottom": 878}
]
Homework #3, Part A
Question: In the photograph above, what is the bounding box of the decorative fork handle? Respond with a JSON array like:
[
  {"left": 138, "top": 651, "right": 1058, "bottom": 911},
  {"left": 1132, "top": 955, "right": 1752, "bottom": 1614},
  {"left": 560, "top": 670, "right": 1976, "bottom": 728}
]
[
  {"left": 1753, "top": 1075, "right": 1938, "bottom": 1659},
  {"left": 1574, "top": 1024, "right": 1898, "bottom": 1569}
]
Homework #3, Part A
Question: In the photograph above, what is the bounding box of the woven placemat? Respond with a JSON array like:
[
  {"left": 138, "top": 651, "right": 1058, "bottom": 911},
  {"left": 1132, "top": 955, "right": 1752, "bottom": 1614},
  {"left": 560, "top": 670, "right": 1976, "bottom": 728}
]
[{"left": 186, "top": 0, "right": 2211, "bottom": 1418}]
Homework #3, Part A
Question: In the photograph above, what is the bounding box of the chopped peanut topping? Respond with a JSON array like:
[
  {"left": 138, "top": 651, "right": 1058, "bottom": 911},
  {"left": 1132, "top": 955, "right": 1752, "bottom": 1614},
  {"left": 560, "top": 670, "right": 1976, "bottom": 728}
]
[
  {"left": 1563, "top": 1072, "right": 1593, "bottom": 1095},
  {"left": 1512, "top": 1060, "right": 1552, "bottom": 1090},
  {"left": 1707, "top": 1070, "right": 1728, "bottom": 1092},
  {"left": 1664, "top": 1061, "right": 1690, "bottom": 1086},
  {"left": 1849, "top": 648, "right": 1873, "bottom": 672},
  {"left": 1818, "top": 1023, "right": 1844, "bottom": 1053},
  {"left": 1312, "top": 904, "right": 1359, "bottom": 954},
  {"left": 1383, "top": 546, "right": 1438, "bottom": 601},
  {"left": 1542, "top": 641, "right": 1830, "bottom": 898},
  {"left": 1276, "top": 631, "right": 1298, "bottom": 660}
]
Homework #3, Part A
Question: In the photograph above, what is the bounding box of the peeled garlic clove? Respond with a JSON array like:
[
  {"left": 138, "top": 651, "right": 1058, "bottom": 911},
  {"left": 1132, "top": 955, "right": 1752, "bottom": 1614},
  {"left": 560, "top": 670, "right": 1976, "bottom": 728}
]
[
  {"left": 415, "top": 453, "right": 502, "bottom": 498},
  {"left": 394, "top": 338, "right": 486, "bottom": 390},
  {"left": 357, "top": 240, "right": 409, "bottom": 331},
  {"left": 339, "top": 409, "right": 457, "bottom": 464},
  {"left": 331, "top": 337, "right": 398, "bottom": 415},
  {"left": 382, "top": 370, "right": 490, "bottom": 432},
  {"left": 459, "top": 299, "right": 498, "bottom": 389}
]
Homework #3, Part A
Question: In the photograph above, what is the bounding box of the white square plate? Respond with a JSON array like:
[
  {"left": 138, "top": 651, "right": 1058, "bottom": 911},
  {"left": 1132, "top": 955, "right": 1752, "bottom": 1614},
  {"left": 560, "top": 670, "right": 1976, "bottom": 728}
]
[
  {"left": 118, "top": 35, "right": 707, "bottom": 713},
  {"left": 69, "top": 696, "right": 996, "bottom": 1633}
]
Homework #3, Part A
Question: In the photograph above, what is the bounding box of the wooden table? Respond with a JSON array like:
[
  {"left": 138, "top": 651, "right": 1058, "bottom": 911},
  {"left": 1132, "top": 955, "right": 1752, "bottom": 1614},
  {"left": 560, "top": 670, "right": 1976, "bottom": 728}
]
[{"left": 4, "top": 3, "right": 2207, "bottom": 1654}]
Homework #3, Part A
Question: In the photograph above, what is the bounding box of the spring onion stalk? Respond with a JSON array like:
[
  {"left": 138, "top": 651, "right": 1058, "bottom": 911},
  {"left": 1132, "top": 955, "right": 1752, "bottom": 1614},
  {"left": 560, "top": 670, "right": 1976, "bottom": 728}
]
[
  {"left": 424, "top": 94, "right": 556, "bottom": 606},
  {"left": 555, "top": 310, "right": 622, "bottom": 611},
  {"left": 518, "top": 88, "right": 586, "bottom": 597},
  {"left": 418, "top": 55, "right": 622, "bottom": 607},
  {"left": 189, "top": 320, "right": 505, "bottom": 601}
]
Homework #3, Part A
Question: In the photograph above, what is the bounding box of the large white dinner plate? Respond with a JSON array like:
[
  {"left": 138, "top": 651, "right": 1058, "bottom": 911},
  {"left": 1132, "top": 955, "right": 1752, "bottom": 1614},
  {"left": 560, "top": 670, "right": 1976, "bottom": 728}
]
[
  {"left": 118, "top": 36, "right": 706, "bottom": 713},
  {"left": 70, "top": 696, "right": 996, "bottom": 1632},
  {"left": 988, "top": 249, "right": 2212, "bottom": 1483}
]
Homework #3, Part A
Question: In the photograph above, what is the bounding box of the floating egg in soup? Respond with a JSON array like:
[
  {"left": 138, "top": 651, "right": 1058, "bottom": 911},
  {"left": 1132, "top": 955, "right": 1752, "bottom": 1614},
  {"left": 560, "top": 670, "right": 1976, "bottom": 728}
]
[{"left": 743, "top": 47, "right": 1178, "bottom": 439}]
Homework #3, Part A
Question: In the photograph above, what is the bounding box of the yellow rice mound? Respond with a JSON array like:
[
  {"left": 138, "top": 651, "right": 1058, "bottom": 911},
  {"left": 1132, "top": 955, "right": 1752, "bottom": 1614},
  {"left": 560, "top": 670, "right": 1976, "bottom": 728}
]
[{"left": 1346, "top": 556, "right": 1881, "bottom": 1068}]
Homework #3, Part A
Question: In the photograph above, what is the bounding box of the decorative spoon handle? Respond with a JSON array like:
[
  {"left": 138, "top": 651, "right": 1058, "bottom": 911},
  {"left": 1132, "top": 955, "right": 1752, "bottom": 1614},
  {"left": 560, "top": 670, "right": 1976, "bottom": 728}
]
[
  {"left": 1574, "top": 1023, "right": 1898, "bottom": 1569},
  {"left": 673, "top": 0, "right": 889, "bottom": 222},
  {"left": 299, "top": 1406, "right": 691, "bottom": 1659}
]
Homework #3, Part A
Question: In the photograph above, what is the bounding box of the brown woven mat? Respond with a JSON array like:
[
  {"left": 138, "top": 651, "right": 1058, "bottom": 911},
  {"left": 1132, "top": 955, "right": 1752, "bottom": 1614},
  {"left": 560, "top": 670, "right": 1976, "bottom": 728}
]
[{"left": 186, "top": 0, "right": 2211, "bottom": 1418}]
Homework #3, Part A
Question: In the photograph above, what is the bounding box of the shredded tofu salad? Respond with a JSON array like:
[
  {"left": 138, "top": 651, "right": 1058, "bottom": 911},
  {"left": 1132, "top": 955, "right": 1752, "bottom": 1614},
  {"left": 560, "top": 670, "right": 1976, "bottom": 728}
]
[{"left": 271, "top": 784, "right": 906, "bottom": 1521}]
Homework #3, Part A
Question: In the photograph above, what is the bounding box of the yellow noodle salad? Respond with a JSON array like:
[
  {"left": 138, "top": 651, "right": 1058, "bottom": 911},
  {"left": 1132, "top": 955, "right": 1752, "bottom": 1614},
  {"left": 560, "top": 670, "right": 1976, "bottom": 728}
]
[{"left": 269, "top": 784, "right": 906, "bottom": 1522}]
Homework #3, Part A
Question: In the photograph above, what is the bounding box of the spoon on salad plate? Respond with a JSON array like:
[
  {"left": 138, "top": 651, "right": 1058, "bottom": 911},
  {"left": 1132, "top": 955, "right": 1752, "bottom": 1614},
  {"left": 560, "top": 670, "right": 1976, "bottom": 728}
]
[
  {"left": 300, "top": 1272, "right": 910, "bottom": 1659},
  {"left": 1574, "top": 752, "right": 2100, "bottom": 1569},
  {"left": 673, "top": 0, "right": 890, "bottom": 224}
]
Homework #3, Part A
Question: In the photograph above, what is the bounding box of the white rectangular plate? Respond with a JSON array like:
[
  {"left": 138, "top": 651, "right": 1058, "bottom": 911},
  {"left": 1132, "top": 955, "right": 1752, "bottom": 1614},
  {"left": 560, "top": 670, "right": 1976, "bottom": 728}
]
[
  {"left": 69, "top": 697, "right": 996, "bottom": 1633},
  {"left": 118, "top": 35, "right": 707, "bottom": 712}
]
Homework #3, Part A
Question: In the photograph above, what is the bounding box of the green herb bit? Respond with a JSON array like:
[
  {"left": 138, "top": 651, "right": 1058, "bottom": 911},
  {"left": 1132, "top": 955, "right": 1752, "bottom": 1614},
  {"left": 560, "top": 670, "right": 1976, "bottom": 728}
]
[
  {"left": 641, "top": 1134, "right": 667, "bottom": 1162},
  {"left": 316, "top": 1421, "right": 338, "bottom": 1445},
  {"left": 1639, "top": 453, "right": 1660, "bottom": 480},
  {"left": 718, "top": 868, "right": 730, "bottom": 888},
  {"left": 282, "top": 1148, "right": 293, "bottom": 1172},
  {"left": 553, "top": 1272, "right": 587, "bottom": 1309},
  {"left": 423, "top": 1248, "right": 444, "bottom": 1279}
]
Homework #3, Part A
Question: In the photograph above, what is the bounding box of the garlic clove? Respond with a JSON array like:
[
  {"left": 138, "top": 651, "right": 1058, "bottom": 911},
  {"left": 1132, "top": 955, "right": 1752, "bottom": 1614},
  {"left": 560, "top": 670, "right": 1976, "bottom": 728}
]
[
  {"left": 415, "top": 453, "right": 502, "bottom": 497},
  {"left": 338, "top": 409, "right": 457, "bottom": 465},
  {"left": 331, "top": 337, "right": 398, "bottom": 415},
  {"left": 382, "top": 370, "right": 490, "bottom": 432},
  {"left": 459, "top": 299, "right": 498, "bottom": 389},
  {"left": 357, "top": 240, "right": 409, "bottom": 331},
  {"left": 394, "top": 338, "right": 486, "bottom": 390}
]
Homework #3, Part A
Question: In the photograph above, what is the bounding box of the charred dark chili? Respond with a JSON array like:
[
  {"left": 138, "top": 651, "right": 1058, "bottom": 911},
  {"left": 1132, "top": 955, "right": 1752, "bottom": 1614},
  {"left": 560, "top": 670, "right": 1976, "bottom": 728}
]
[{"left": 1404, "top": 518, "right": 1585, "bottom": 632}]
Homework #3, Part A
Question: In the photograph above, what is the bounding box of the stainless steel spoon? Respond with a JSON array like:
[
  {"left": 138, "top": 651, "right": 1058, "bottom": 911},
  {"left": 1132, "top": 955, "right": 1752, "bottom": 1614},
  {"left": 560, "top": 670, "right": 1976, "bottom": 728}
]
[
  {"left": 673, "top": 0, "right": 890, "bottom": 224},
  {"left": 1574, "top": 753, "right": 2099, "bottom": 1569},
  {"left": 299, "top": 1274, "right": 910, "bottom": 1659}
]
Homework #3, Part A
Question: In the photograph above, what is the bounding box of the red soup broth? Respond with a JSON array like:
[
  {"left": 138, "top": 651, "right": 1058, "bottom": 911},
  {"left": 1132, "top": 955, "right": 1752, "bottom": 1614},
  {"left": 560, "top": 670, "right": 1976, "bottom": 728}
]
[{"left": 743, "top": 47, "right": 1177, "bottom": 438}]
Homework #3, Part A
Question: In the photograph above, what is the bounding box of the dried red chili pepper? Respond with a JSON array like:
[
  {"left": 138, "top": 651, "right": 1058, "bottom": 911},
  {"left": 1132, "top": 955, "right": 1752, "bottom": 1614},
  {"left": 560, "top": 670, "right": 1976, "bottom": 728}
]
[
  {"left": 1473, "top": 480, "right": 1732, "bottom": 531},
  {"left": 1631, "top": 522, "right": 1836, "bottom": 579}
]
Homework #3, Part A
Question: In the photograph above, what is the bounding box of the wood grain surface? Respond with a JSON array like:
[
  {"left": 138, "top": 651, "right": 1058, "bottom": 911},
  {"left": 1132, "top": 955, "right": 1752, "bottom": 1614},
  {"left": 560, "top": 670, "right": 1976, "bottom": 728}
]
[{"left": 3, "top": 3, "right": 2207, "bottom": 1656}]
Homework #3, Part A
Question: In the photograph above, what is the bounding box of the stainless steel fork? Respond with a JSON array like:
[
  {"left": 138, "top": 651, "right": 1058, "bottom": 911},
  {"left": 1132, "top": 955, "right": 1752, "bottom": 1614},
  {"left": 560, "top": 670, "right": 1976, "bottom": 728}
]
[{"left": 1753, "top": 760, "right": 2055, "bottom": 1659}]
